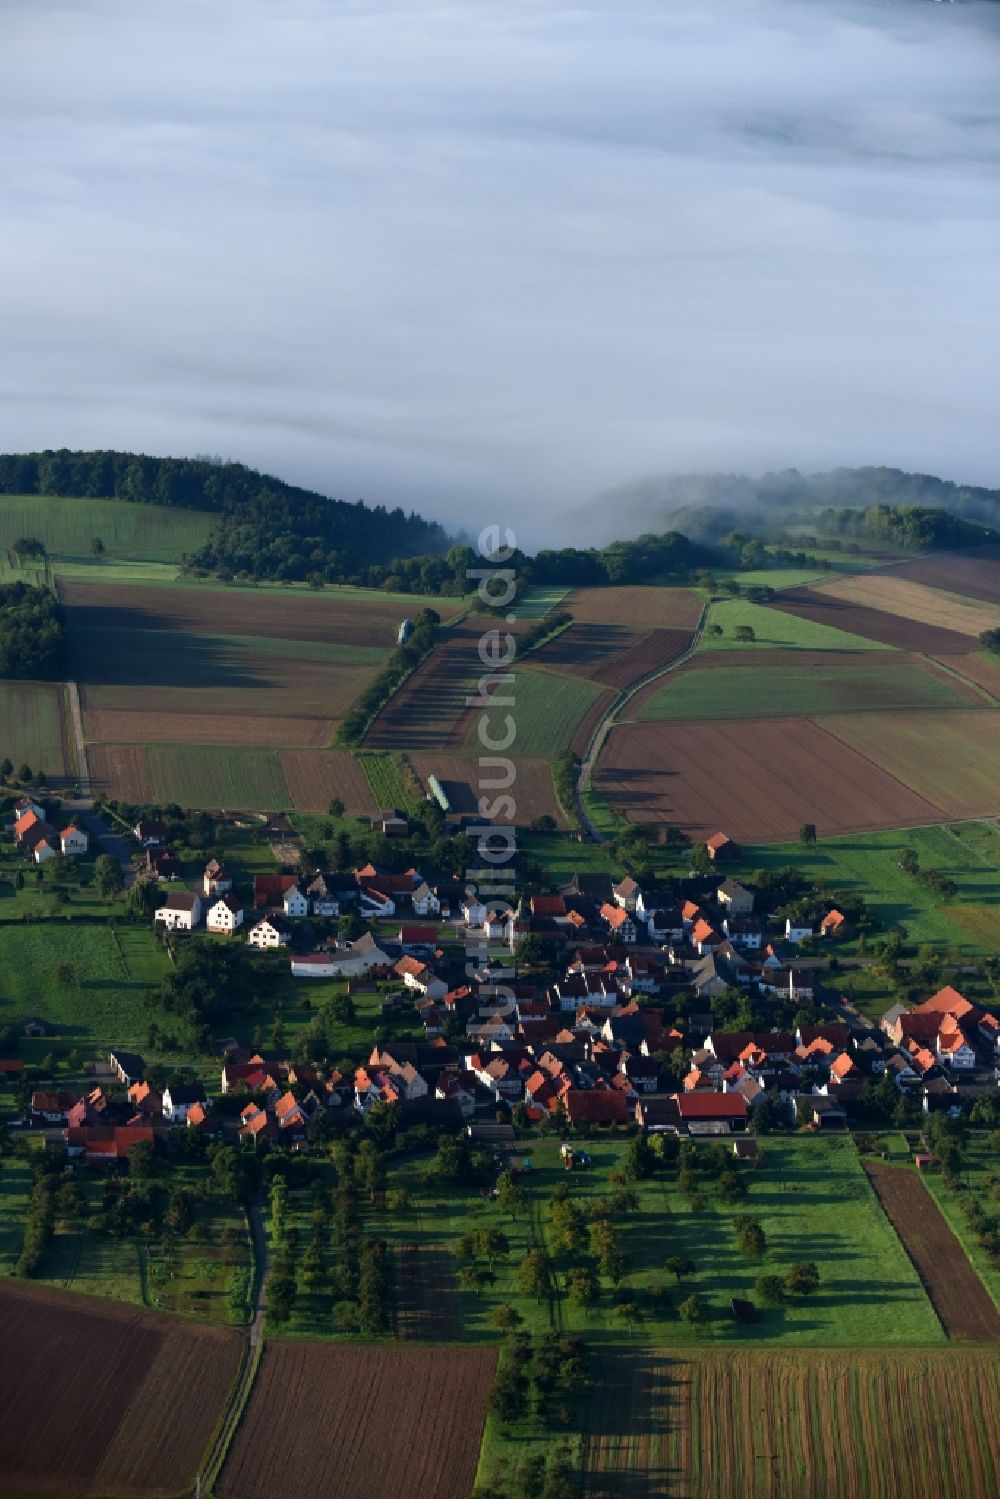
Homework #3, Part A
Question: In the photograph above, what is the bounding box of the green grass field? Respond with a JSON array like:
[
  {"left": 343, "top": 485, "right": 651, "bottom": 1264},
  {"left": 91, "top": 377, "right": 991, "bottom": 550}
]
[
  {"left": 0, "top": 682, "right": 74, "bottom": 779},
  {"left": 636, "top": 661, "right": 970, "bottom": 721},
  {"left": 0, "top": 921, "right": 174, "bottom": 1058},
  {"left": 700, "top": 597, "right": 889, "bottom": 652},
  {"left": 466, "top": 667, "right": 603, "bottom": 758},
  {"left": 284, "top": 1134, "right": 940, "bottom": 1349},
  {"left": 144, "top": 744, "right": 291, "bottom": 809},
  {"left": 735, "top": 821, "right": 1000, "bottom": 957},
  {"left": 0, "top": 494, "right": 213, "bottom": 562}
]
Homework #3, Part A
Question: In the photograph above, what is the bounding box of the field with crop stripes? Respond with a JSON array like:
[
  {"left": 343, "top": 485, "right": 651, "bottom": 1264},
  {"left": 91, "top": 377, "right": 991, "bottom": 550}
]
[
  {"left": 581, "top": 1349, "right": 1000, "bottom": 1499},
  {"left": 0, "top": 1280, "right": 241, "bottom": 1498},
  {"left": 218, "top": 1342, "right": 495, "bottom": 1499},
  {"left": 636, "top": 657, "right": 980, "bottom": 721},
  {"left": 463, "top": 666, "right": 605, "bottom": 757},
  {"left": 0, "top": 681, "right": 75, "bottom": 780}
]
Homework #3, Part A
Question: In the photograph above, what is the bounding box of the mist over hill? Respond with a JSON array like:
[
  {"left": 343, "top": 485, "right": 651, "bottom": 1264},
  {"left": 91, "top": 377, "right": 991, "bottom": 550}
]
[{"left": 581, "top": 468, "right": 1000, "bottom": 547}]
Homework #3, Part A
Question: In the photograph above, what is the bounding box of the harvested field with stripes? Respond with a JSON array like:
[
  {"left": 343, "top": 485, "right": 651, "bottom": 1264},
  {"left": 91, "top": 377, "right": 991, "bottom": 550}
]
[
  {"left": 819, "top": 709, "right": 1000, "bottom": 820},
  {"left": 218, "top": 1343, "right": 495, "bottom": 1499},
  {"left": 82, "top": 707, "right": 336, "bottom": 748},
  {"left": 768, "top": 585, "right": 977, "bottom": 654},
  {"left": 863, "top": 1162, "right": 1000, "bottom": 1341},
  {"left": 580, "top": 1349, "right": 1000, "bottom": 1499},
  {"left": 0, "top": 1279, "right": 241, "bottom": 1498},
  {"left": 0, "top": 681, "right": 75, "bottom": 781},
  {"left": 813, "top": 573, "right": 1000, "bottom": 638},
  {"left": 595, "top": 717, "right": 943, "bottom": 842},
  {"left": 279, "top": 748, "right": 376, "bottom": 813},
  {"left": 635, "top": 655, "right": 982, "bottom": 721},
  {"left": 363, "top": 622, "right": 485, "bottom": 750}
]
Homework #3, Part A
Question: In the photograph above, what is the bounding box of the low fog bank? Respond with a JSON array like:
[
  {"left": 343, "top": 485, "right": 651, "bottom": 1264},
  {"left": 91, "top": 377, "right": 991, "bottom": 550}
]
[{"left": 1, "top": 0, "right": 998, "bottom": 550}]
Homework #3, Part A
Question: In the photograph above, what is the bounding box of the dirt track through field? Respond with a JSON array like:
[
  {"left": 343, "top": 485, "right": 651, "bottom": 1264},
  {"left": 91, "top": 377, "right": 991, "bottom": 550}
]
[{"left": 863, "top": 1162, "right": 1000, "bottom": 1340}]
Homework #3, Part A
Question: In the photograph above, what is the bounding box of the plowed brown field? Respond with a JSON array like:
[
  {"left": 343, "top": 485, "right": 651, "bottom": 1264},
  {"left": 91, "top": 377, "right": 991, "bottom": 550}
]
[
  {"left": 280, "top": 748, "right": 376, "bottom": 813},
  {"left": 218, "top": 1343, "right": 495, "bottom": 1499},
  {"left": 562, "top": 585, "right": 701, "bottom": 628},
  {"left": 814, "top": 575, "right": 1000, "bottom": 638},
  {"left": 409, "top": 752, "right": 568, "bottom": 826},
  {"left": 572, "top": 1349, "right": 1000, "bottom": 1499},
  {"left": 59, "top": 579, "right": 462, "bottom": 644},
  {"left": 531, "top": 623, "right": 695, "bottom": 692},
  {"left": 769, "top": 586, "right": 976, "bottom": 654},
  {"left": 83, "top": 708, "right": 335, "bottom": 748},
  {"left": 819, "top": 709, "right": 1000, "bottom": 819},
  {"left": 365, "top": 623, "right": 485, "bottom": 749},
  {"left": 595, "top": 716, "right": 942, "bottom": 841},
  {"left": 864, "top": 1162, "right": 1000, "bottom": 1340},
  {"left": 889, "top": 547, "right": 1000, "bottom": 605},
  {"left": 0, "top": 1280, "right": 241, "bottom": 1498},
  {"left": 88, "top": 743, "right": 152, "bottom": 802}
]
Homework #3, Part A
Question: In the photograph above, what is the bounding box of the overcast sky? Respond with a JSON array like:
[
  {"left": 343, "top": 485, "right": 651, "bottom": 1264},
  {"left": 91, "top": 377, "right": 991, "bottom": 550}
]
[{"left": 1, "top": 0, "right": 998, "bottom": 546}]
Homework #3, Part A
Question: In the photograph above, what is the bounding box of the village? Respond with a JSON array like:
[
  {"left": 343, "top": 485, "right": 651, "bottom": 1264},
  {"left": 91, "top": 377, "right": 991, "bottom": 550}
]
[{"left": 8, "top": 794, "right": 1000, "bottom": 1162}]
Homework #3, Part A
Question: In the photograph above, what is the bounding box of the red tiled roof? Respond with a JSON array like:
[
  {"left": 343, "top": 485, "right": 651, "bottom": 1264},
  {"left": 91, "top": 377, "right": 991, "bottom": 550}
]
[{"left": 676, "top": 1092, "right": 748, "bottom": 1119}]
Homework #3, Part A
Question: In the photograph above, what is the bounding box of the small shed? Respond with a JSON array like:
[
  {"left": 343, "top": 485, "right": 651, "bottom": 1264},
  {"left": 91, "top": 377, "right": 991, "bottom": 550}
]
[
  {"left": 730, "top": 1297, "right": 757, "bottom": 1323},
  {"left": 914, "top": 1152, "right": 936, "bottom": 1172}
]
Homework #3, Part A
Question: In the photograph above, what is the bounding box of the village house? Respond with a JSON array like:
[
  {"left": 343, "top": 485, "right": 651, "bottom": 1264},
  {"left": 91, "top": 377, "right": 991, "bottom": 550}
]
[
  {"left": 785, "top": 917, "right": 814, "bottom": 944},
  {"left": 305, "top": 872, "right": 339, "bottom": 916},
  {"left": 290, "top": 952, "right": 340, "bottom": 978},
  {"left": 154, "top": 890, "right": 202, "bottom": 931},
  {"left": 162, "top": 1082, "right": 207, "bottom": 1124},
  {"left": 411, "top": 880, "right": 441, "bottom": 917},
  {"left": 372, "top": 809, "right": 408, "bottom": 836},
  {"left": 716, "top": 878, "right": 754, "bottom": 915},
  {"left": 282, "top": 885, "right": 309, "bottom": 919},
  {"left": 705, "top": 832, "right": 739, "bottom": 863},
  {"left": 60, "top": 825, "right": 89, "bottom": 857},
  {"left": 133, "top": 819, "right": 168, "bottom": 847},
  {"left": 611, "top": 876, "right": 641, "bottom": 912},
  {"left": 207, "top": 894, "right": 244, "bottom": 933},
  {"left": 109, "top": 1050, "right": 146, "bottom": 1087},
  {"left": 247, "top": 915, "right": 291, "bottom": 949},
  {"left": 203, "top": 859, "right": 232, "bottom": 896},
  {"left": 394, "top": 954, "right": 448, "bottom": 1000},
  {"left": 599, "top": 903, "right": 637, "bottom": 943}
]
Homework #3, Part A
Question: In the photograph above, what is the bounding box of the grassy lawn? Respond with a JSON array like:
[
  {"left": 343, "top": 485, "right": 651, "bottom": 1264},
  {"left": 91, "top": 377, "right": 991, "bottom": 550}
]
[
  {"left": 0, "top": 682, "right": 74, "bottom": 780},
  {"left": 699, "top": 597, "right": 889, "bottom": 653},
  {"left": 636, "top": 661, "right": 972, "bottom": 722},
  {"left": 0, "top": 1156, "right": 32, "bottom": 1273},
  {"left": 734, "top": 821, "right": 1000, "bottom": 955},
  {"left": 0, "top": 921, "right": 174, "bottom": 1058},
  {"left": 0, "top": 494, "right": 213, "bottom": 562},
  {"left": 521, "top": 830, "right": 622, "bottom": 885},
  {"left": 921, "top": 1141, "right": 1000, "bottom": 1313}
]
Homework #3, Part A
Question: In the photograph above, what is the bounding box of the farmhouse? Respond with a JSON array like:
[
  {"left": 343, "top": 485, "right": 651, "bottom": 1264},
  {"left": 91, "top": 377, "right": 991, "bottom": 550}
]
[
  {"left": 207, "top": 895, "right": 245, "bottom": 933},
  {"left": 716, "top": 879, "right": 754, "bottom": 915},
  {"left": 253, "top": 873, "right": 302, "bottom": 910},
  {"left": 674, "top": 1091, "right": 748, "bottom": 1133},
  {"left": 290, "top": 952, "right": 340, "bottom": 978},
  {"left": 155, "top": 890, "right": 203, "bottom": 930},
  {"left": 372, "top": 809, "right": 409, "bottom": 836},
  {"left": 247, "top": 915, "right": 291, "bottom": 949},
  {"left": 66, "top": 1124, "right": 156, "bottom": 1163},
  {"left": 59, "top": 825, "right": 89, "bottom": 856},
  {"left": 705, "top": 832, "right": 738, "bottom": 862},
  {"left": 109, "top": 1051, "right": 146, "bottom": 1087}
]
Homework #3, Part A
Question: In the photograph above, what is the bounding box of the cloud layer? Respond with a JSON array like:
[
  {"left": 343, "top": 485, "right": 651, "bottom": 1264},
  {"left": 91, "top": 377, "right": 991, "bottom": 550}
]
[{"left": 1, "top": 0, "right": 998, "bottom": 544}]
